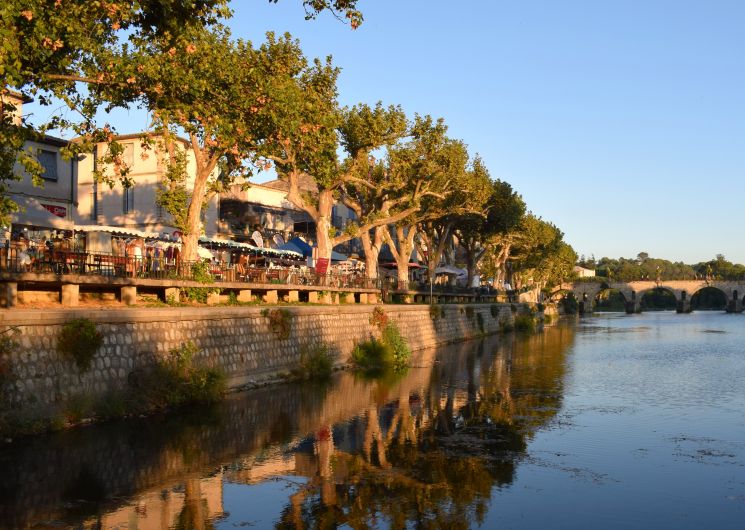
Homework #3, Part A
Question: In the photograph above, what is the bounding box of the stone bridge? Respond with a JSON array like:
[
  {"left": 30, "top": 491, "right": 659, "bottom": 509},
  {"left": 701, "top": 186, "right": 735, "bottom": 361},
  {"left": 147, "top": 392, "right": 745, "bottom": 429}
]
[{"left": 554, "top": 280, "right": 745, "bottom": 314}]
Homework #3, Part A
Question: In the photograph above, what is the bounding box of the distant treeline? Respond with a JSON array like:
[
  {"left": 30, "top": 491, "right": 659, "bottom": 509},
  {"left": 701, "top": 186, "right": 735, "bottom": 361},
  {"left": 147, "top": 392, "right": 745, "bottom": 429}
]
[{"left": 577, "top": 253, "right": 745, "bottom": 281}]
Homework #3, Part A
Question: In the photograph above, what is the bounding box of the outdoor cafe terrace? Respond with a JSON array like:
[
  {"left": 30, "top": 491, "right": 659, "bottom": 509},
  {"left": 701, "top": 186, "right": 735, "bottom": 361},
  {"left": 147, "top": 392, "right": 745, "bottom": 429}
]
[{"left": 0, "top": 242, "right": 504, "bottom": 308}]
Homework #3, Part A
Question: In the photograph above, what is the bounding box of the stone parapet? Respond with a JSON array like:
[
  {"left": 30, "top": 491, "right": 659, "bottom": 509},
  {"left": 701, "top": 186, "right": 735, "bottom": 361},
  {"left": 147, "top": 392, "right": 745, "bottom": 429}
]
[{"left": 0, "top": 303, "right": 521, "bottom": 413}]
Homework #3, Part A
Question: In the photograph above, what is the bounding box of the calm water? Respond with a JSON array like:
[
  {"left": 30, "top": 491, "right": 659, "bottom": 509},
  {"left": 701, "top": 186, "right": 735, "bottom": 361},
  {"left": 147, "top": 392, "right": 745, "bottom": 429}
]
[{"left": 1, "top": 312, "right": 745, "bottom": 529}]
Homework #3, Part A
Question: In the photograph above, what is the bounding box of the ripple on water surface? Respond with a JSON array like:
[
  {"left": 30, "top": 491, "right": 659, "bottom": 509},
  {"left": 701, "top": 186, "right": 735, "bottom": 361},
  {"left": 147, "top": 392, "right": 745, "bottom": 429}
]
[{"left": 1, "top": 313, "right": 745, "bottom": 529}]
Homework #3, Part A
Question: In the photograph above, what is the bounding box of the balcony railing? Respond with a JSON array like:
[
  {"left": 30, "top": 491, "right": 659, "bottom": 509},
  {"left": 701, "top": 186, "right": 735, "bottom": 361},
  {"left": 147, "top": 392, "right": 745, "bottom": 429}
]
[{"left": 0, "top": 248, "right": 380, "bottom": 290}]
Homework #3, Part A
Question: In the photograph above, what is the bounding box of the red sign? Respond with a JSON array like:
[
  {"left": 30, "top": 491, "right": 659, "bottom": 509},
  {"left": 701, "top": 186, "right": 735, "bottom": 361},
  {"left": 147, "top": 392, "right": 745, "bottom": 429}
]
[
  {"left": 41, "top": 204, "right": 67, "bottom": 218},
  {"left": 315, "top": 257, "right": 329, "bottom": 275}
]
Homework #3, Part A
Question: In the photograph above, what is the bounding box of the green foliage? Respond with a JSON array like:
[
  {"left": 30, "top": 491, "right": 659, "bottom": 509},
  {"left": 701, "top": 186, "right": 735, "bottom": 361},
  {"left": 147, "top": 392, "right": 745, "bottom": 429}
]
[
  {"left": 560, "top": 293, "right": 579, "bottom": 314},
  {"left": 351, "top": 338, "right": 394, "bottom": 374},
  {"left": 262, "top": 308, "right": 293, "bottom": 340},
  {"left": 381, "top": 323, "right": 411, "bottom": 370},
  {"left": 476, "top": 312, "right": 485, "bottom": 333},
  {"left": 499, "top": 318, "right": 514, "bottom": 333},
  {"left": 0, "top": 327, "right": 19, "bottom": 400},
  {"left": 514, "top": 314, "right": 536, "bottom": 333},
  {"left": 180, "top": 260, "right": 219, "bottom": 303},
  {"left": 57, "top": 318, "right": 103, "bottom": 372},
  {"left": 134, "top": 342, "right": 226, "bottom": 409},
  {"left": 292, "top": 342, "right": 333, "bottom": 381},
  {"left": 155, "top": 147, "right": 190, "bottom": 232},
  {"left": 490, "top": 305, "right": 500, "bottom": 318},
  {"left": 352, "top": 322, "right": 411, "bottom": 374}
]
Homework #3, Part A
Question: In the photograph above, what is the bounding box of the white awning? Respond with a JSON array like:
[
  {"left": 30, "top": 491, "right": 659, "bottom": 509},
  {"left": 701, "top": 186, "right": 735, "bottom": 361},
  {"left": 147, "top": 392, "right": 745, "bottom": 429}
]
[
  {"left": 198, "top": 236, "right": 302, "bottom": 258},
  {"left": 74, "top": 225, "right": 152, "bottom": 238},
  {"left": 435, "top": 265, "right": 467, "bottom": 277},
  {"left": 10, "top": 196, "right": 72, "bottom": 230}
]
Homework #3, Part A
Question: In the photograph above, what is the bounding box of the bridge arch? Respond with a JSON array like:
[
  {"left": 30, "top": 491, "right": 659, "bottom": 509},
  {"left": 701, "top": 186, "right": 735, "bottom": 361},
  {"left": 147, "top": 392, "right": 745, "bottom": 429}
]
[
  {"left": 638, "top": 287, "right": 677, "bottom": 311},
  {"left": 593, "top": 287, "right": 630, "bottom": 312},
  {"left": 689, "top": 286, "right": 728, "bottom": 311}
]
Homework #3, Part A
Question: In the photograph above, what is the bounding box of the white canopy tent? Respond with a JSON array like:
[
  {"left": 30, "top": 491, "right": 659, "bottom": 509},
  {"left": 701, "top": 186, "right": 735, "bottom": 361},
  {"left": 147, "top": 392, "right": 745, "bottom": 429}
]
[{"left": 434, "top": 265, "right": 467, "bottom": 278}]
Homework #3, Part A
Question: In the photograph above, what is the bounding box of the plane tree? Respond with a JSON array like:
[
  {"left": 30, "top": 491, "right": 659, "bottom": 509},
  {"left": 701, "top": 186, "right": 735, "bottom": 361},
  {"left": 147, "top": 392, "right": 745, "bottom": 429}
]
[
  {"left": 0, "top": 0, "right": 363, "bottom": 226},
  {"left": 453, "top": 161, "right": 525, "bottom": 288},
  {"left": 261, "top": 100, "right": 430, "bottom": 267},
  {"left": 382, "top": 116, "right": 469, "bottom": 286},
  {"left": 484, "top": 214, "right": 573, "bottom": 290},
  {"left": 414, "top": 156, "right": 493, "bottom": 287},
  {"left": 0, "top": 0, "right": 233, "bottom": 225}
]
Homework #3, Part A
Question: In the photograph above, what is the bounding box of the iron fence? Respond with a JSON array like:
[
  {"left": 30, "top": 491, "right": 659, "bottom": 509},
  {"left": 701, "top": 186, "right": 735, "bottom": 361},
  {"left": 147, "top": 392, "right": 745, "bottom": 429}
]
[{"left": 0, "top": 248, "right": 381, "bottom": 290}]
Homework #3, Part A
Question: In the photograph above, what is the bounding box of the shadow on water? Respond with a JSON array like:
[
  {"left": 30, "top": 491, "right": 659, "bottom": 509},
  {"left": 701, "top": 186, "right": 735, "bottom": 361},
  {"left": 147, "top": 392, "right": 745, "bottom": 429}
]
[{"left": 0, "top": 324, "right": 576, "bottom": 529}]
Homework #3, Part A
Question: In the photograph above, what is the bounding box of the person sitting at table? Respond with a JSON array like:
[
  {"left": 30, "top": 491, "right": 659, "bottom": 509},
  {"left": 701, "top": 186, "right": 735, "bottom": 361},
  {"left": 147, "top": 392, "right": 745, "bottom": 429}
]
[{"left": 236, "top": 254, "right": 248, "bottom": 281}]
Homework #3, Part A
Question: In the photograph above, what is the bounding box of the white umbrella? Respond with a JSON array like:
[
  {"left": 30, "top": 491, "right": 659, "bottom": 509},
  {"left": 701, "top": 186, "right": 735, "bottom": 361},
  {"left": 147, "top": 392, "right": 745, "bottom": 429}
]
[
  {"left": 197, "top": 246, "right": 214, "bottom": 259},
  {"left": 435, "top": 265, "right": 466, "bottom": 277}
]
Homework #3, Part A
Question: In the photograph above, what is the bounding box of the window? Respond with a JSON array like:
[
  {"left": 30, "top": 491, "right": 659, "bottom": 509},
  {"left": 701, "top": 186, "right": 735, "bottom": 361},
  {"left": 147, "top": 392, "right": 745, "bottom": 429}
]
[
  {"left": 92, "top": 178, "right": 99, "bottom": 221},
  {"left": 37, "top": 149, "right": 58, "bottom": 181},
  {"left": 121, "top": 143, "right": 134, "bottom": 166},
  {"left": 123, "top": 186, "right": 134, "bottom": 214}
]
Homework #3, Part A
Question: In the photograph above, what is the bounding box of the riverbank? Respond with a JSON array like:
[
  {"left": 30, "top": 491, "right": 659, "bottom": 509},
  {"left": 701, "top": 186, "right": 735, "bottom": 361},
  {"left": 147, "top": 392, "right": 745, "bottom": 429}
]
[{"left": 0, "top": 302, "right": 542, "bottom": 435}]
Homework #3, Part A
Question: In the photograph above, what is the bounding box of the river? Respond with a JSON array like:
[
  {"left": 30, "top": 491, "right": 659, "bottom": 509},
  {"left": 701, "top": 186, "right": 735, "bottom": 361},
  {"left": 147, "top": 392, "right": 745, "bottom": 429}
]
[{"left": 1, "top": 312, "right": 744, "bottom": 529}]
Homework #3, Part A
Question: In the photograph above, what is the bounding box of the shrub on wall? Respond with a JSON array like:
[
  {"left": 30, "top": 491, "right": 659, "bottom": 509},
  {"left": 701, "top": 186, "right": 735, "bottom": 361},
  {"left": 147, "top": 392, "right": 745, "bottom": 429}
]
[
  {"left": 0, "top": 327, "right": 19, "bottom": 410},
  {"left": 57, "top": 318, "right": 103, "bottom": 372},
  {"left": 369, "top": 306, "right": 388, "bottom": 330},
  {"left": 261, "top": 308, "right": 293, "bottom": 340},
  {"left": 476, "top": 312, "right": 485, "bottom": 333},
  {"left": 499, "top": 318, "right": 514, "bottom": 333},
  {"left": 181, "top": 261, "right": 219, "bottom": 303},
  {"left": 490, "top": 305, "right": 500, "bottom": 319},
  {"left": 381, "top": 323, "right": 411, "bottom": 369},
  {"left": 351, "top": 338, "right": 392, "bottom": 373},
  {"left": 514, "top": 314, "right": 536, "bottom": 333},
  {"left": 133, "top": 341, "right": 226, "bottom": 409},
  {"left": 352, "top": 322, "right": 411, "bottom": 374},
  {"left": 292, "top": 342, "right": 334, "bottom": 381}
]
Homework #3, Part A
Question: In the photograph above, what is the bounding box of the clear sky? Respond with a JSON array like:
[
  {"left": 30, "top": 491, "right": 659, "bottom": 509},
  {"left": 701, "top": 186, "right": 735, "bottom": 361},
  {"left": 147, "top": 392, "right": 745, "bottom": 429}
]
[{"left": 52, "top": 0, "right": 745, "bottom": 264}]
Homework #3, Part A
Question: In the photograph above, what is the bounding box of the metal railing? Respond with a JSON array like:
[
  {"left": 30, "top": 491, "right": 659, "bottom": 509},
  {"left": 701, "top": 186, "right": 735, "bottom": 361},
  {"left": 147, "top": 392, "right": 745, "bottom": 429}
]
[{"left": 0, "top": 248, "right": 381, "bottom": 290}]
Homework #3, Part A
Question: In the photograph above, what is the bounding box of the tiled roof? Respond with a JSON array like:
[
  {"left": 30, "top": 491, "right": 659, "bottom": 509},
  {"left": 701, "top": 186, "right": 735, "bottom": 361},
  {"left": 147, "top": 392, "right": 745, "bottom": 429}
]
[{"left": 262, "top": 174, "right": 318, "bottom": 194}]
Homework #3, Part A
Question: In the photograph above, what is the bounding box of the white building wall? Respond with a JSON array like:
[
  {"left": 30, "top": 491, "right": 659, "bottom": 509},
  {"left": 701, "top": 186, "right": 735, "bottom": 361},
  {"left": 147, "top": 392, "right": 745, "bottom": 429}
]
[
  {"left": 9, "top": 137, "right": 75, "bottom": 220},
  {"left": 74, "top": 136, "right": 218, "bottom": 236}
]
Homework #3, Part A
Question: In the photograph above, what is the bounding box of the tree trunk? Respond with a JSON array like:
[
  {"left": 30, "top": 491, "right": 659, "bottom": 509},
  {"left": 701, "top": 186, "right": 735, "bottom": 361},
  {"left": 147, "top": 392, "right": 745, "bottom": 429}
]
[
  {"left": 181, "top": 167, "right": 211, "bottom": 263},
  {"left": 385, "top": 225, "right": 417, "bottom": 290},
  {"left": 314, "top": 189, "right": 335, "bottom": 266},
  {"left": 360, "top": 225, "right": 384, "bottom": 280},
  {"left": 465, "top": 250, "right": 475, "bottom": 289}
]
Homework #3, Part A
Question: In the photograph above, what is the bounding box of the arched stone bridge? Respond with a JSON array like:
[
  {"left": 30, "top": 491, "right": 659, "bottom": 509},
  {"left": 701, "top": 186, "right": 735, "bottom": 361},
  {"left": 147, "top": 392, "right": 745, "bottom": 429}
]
[{"left": 554, "top": 280, "right": 745, "bottom": 314}]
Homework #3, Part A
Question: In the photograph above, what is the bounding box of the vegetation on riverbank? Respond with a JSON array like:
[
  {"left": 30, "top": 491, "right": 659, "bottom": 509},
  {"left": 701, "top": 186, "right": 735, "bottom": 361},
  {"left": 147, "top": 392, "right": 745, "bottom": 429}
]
[
  {"left": 0, "top": 341, "right": 226, "bottom": 438},
  {"left": 352, "top": 321, "right": 411, "bottom": 375}
]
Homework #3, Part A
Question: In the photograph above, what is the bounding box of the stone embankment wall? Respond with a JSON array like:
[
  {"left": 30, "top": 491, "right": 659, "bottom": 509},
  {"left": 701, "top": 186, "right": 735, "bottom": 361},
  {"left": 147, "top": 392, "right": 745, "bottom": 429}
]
[{"left": 0, "top": 303, "right": 520, "bottom": 411}]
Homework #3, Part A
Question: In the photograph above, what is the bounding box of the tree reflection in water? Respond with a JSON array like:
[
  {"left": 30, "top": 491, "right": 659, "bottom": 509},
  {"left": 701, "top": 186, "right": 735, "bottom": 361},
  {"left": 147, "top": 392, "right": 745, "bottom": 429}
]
[
  {"left": 277, "top": 326, "right": 574, "bottom": 529},
  {"left": 0, "top": 325, "right": 574, "bottom": 529}
]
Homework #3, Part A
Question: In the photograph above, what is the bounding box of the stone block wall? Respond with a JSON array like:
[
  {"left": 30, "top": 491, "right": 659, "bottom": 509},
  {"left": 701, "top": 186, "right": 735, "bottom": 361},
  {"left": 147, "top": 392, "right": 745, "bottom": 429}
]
[{"left": 0, "top": 303, "right": 520, "bottom": 411}]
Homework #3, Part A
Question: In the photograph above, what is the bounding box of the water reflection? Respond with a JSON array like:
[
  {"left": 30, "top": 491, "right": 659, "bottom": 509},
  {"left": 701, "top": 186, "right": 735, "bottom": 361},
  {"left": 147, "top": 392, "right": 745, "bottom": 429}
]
[{"left": 0, "top": 325, "right": 575, "bottom": 529}]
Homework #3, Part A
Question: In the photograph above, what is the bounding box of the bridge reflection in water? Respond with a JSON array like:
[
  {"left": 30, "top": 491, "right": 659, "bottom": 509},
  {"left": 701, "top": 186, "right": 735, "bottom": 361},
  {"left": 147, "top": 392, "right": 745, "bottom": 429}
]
[{"left": 0, "top": 326, "right": 576, "bottom": 529}]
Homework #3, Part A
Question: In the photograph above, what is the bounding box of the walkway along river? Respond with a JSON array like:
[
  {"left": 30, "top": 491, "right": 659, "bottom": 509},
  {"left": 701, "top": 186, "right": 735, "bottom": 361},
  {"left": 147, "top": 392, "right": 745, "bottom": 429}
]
[{"left": 1, "top": 312, "right": 744, "bottom": 528}]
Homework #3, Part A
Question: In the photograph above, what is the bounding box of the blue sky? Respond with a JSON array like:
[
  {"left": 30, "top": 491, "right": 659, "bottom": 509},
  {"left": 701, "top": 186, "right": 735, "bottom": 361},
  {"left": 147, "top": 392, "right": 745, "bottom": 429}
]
[{"left": 52, "top": 0, "right": 745, "bottom": 264}]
